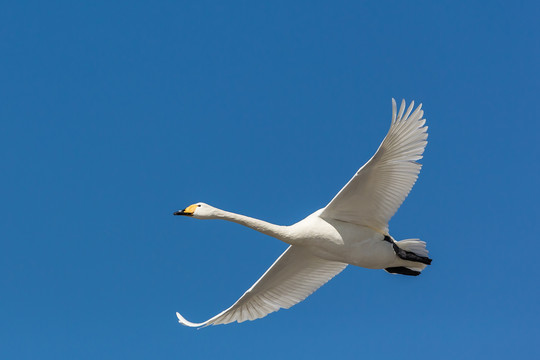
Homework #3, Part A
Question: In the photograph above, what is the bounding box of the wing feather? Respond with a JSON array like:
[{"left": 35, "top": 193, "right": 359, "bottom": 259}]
[
  {"left": 176, "top": 246, "right": 347, "bottom": 328},
  {"left": 320, "top": 99, "right": 428, "bottom": 233}
]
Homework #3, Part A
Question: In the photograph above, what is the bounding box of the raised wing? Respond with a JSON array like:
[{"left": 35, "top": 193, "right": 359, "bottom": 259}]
[
  {"left": 320, "top": 99, "right": 428, "bottom": 233},
  {"left": 176, "top": 245, "right": 347, "bottom": 327}
]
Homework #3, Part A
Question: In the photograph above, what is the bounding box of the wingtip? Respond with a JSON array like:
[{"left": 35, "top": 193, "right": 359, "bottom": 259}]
[
  {"left": 392, "top": 98, "right": 397, "bottom": 123},
  {"left": 176, "top": 311, "right": 202, "bottom": 328},
  {"left": 396, "top": 99, "right": 406, "bottom": 122},
  {"left": 176, "top": 311, "right": 186, "bottom": 324}
]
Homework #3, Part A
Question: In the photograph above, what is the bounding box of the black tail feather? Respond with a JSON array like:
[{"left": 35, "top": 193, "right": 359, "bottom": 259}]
[{"left": 384, "top": 235, "right": 432, "bottom": 265}]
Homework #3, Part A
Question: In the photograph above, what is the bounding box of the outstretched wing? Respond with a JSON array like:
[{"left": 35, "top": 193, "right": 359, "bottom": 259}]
[
  {"left": 320, "top": 99, "right": 428, "bottom": 233},
  {"left": 176, "top": 245, "right": 347, "bottom": 327}
]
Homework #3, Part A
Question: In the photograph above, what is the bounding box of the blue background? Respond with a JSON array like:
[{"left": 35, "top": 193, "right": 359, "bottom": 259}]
[{"left": 2, "top": 1, "right": 539, "bottom": 359}]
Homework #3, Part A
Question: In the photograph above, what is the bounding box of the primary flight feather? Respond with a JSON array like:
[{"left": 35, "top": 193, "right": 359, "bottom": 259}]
[{"left": 174, "top": 99, "right": 431, "bottom": 327}]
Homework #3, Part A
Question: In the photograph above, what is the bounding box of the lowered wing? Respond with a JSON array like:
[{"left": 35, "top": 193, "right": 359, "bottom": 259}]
[{"left": 176, "top": 245, "right": 347, "bottom": 327}]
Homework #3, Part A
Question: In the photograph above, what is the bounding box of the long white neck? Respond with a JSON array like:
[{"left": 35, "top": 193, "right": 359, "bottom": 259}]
[{"left": 214, "top": 209, "right": 292, "bottom": 243}]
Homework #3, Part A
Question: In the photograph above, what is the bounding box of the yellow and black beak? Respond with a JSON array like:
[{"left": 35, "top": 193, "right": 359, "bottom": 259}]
[{"left": 173, "top": 204, "right": 198, "bottom": 216}]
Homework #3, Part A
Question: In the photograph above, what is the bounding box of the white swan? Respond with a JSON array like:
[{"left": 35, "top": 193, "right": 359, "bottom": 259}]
[{"left": 174, "top": 99, "right": 431, "bottom": 327}]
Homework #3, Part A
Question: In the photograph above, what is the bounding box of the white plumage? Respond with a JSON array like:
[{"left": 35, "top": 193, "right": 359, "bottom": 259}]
[
  {"left": 322, "top": 99, "right": 427, "bottom": 233},
  {"left": 174, "top": 99, "right": 431, "bottom": 327},
  {"left": 176, "top": 246, "right": 347, "bottom": 326}
]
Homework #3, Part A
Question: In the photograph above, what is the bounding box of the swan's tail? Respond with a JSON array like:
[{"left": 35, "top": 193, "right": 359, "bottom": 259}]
[{"left": 385, "top": 238, "right": 432, "bottom": 276}]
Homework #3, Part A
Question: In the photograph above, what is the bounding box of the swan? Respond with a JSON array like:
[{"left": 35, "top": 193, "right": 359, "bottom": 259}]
[{"left": 174, "top": 99, "right": 431, "bottom": 327}]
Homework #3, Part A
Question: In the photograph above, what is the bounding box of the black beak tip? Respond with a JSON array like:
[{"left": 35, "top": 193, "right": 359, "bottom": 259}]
[{"left": 173, "top": 211, "right": 183, "bottom": 216}]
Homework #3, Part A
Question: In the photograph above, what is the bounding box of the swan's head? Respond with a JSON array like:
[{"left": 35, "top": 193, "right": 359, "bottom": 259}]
[{"left": 173, "top": 202, "right": 218, "bottom": 219}]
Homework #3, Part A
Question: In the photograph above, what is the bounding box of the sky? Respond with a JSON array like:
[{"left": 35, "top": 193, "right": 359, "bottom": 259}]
[{"left": 1, "top": 1, "right": 539, "bottom": 359}]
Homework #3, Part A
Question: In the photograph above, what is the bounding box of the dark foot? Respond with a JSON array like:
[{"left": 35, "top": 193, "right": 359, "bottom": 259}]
[{"left": 385, "top": 267, "right": 421, "bottom": 276}]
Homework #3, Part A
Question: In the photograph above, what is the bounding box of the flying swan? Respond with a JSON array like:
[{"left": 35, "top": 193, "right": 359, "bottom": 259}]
[{"left": 174, "top": 99, "right": 431, "bottom": 327}]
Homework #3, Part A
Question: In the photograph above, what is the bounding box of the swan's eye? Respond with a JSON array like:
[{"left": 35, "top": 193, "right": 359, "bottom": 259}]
[{"left": 198, "top": 205, "right": 201, "bottom": 207}]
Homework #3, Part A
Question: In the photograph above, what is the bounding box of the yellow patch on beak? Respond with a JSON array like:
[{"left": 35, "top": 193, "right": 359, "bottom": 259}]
[{"left": 183, "top": 204, "right": 199, "bottom": 215}]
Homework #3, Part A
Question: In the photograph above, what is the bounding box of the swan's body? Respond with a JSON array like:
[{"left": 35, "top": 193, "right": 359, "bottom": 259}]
[
  {"left": 291, "top": 211, "right": 401, "bottom": 268},
  {"left": 174, "top": 99, "right": 431, "bottom": 327}
]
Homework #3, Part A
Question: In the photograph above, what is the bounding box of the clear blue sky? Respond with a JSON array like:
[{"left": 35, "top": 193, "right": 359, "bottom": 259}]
[{"left": 1, "top": 1, "right": 539, "bottom": 359}]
